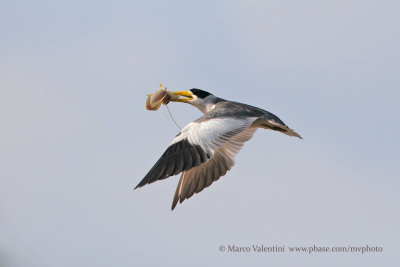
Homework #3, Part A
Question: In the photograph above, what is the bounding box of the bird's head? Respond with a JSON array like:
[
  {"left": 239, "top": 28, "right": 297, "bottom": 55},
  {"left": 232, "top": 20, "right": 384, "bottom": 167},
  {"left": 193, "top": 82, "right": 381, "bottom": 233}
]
[{"left": 168, "top": 89, "right": 217, "bottom": 113}]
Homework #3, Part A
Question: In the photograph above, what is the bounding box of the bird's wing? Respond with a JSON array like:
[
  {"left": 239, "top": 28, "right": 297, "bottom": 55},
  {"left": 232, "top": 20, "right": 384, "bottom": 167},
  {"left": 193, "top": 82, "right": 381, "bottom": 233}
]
[
  {"left": 171, "top": 126, "right": 258, "bottom": 210},
  {"left": 135, "top": 117, "right": 257, "bottom": 189}
]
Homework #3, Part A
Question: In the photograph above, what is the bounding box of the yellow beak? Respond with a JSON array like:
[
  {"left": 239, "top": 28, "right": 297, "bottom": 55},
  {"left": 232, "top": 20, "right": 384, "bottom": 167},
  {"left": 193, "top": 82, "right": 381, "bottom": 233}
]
[{"left": 169, "top": 91, "right": 193, "bottom": 103}]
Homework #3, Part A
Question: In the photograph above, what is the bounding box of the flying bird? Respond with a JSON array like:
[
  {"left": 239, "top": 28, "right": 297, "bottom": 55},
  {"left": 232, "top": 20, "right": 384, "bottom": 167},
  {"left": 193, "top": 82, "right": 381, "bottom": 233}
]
[{"left": 135, "top": 89, "right": 302, "bottom": 210}]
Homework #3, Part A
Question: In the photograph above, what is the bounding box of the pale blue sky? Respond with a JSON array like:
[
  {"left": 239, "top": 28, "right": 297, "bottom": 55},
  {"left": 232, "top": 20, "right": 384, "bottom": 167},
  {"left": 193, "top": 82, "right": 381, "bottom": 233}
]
[{"left": 1, "top": 1, "right": 399, "bottom": 266}]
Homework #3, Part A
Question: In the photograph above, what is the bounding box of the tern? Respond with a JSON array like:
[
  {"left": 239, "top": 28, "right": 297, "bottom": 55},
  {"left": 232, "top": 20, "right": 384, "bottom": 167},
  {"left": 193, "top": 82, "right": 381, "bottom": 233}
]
[{"left": 135, "top": 89, "right": 302, "bottom": 210}]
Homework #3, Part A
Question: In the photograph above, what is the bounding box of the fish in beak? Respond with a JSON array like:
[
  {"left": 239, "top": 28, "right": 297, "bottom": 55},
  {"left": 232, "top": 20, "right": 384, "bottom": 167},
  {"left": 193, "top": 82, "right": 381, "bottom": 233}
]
[
  {"left": 146, "top": 85, "right": 193, "bottom": 110},
  {"left": 145, "top": 85, "right": 168, "bottom": 110}
]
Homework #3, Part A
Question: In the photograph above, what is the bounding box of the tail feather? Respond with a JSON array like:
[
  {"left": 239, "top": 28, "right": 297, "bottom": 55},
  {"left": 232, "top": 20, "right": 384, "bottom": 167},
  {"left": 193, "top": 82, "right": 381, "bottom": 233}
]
[{"left": 253, "top": 118, "right": 303, "bottom": 139}]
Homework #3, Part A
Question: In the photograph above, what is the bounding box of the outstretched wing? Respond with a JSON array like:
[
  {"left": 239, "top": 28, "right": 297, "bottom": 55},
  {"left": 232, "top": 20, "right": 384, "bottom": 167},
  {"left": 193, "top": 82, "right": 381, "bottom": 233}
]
[
  {"left": 135, "top": 116, "right": 256, "bottom": 189},
  {"left": 171, "top": 126, "right": 257, "bottom": 210}
]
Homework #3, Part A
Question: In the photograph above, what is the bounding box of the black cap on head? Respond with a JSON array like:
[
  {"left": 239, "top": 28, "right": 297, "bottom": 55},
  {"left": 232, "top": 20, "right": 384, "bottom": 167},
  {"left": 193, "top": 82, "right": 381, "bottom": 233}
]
[{"left": 189, "top": 89, "right": 212, "bottom": 99}]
